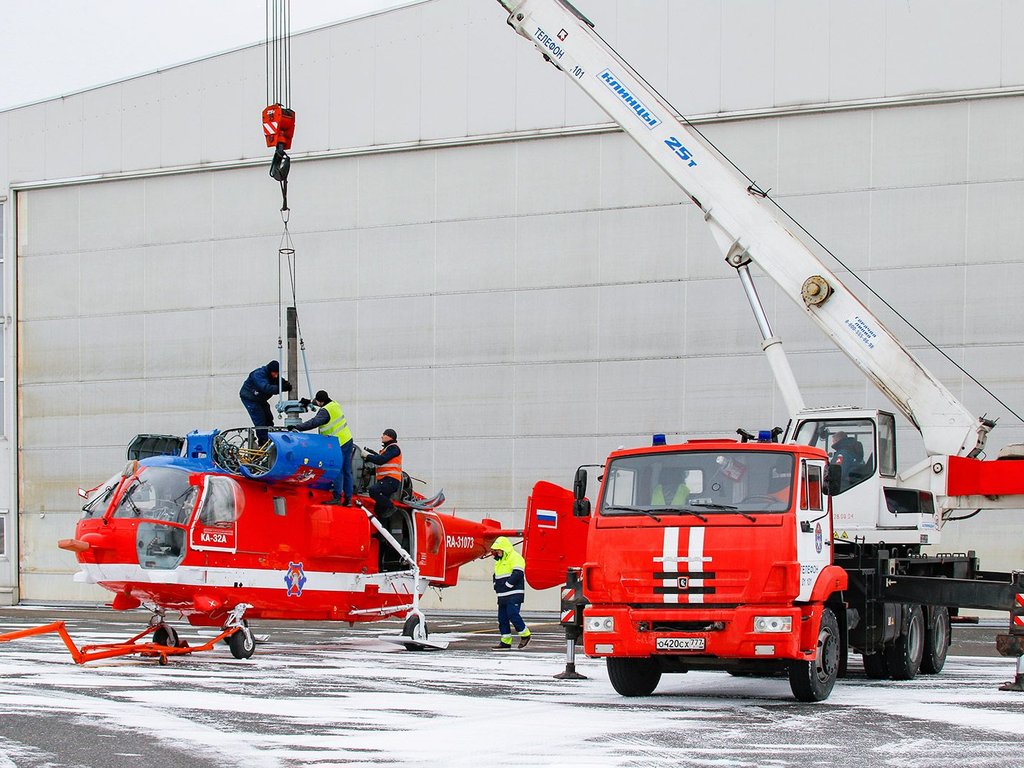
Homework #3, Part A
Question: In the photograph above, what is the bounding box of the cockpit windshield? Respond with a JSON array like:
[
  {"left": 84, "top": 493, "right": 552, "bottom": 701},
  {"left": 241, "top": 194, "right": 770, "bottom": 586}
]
[
  {"left": 600, "top": 450, "right": 794, "bottom": 517},
  {"left": 111, "top": 467, "right": 198, "bottom": 523},
  {"left": 82, "top": 472, "right": 124, "bottom": 518}
]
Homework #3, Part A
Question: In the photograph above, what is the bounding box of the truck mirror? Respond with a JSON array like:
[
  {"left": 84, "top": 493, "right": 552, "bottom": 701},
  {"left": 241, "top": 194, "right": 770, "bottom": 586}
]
[
  {"left": 823, "top": 464, "right": 841, "bottom": 496},
  {"left": 573, "top": 467, "right": 591, "bottom": 517},
  {"left": 573, "top": 467, "right": 588, "bottom": 500}
]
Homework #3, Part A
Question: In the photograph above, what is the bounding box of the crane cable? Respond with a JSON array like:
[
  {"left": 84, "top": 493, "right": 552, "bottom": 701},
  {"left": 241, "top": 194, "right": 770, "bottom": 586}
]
[
  {"left": 277, "top": 223, "right": 313, "bottom": 400},
  {"left": 591, "top": 27, "right": 1024, "bottom": 426},
  {"left": 264, "top": 0, "right": 295, "bottom": 215}
]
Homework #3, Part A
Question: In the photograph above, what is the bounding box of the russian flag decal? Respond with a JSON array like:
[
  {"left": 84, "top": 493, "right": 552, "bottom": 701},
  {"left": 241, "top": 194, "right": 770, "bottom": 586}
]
[{"left": 536, "top": 509, "right": 558, "bottom": 529}]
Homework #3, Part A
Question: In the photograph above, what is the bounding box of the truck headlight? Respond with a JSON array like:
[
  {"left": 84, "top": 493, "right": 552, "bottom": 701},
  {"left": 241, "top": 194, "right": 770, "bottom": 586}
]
[
  {"left": 753, "top": 616, "right": 792, "bottom": 633},
  {"left": 585, "top": 616, "right": 615, "bottom": 633}
]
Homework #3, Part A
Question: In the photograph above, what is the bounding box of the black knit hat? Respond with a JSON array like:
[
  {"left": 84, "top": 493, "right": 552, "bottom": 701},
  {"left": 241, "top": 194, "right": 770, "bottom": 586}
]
[
  {"left": 383, "top": 428, "right": 398, "bottom": 441},
  {"left": 267, "top": 360, "right": 280, "bottom": 373},
  {"left": 314, "top": 390, "right": 330, "bottom": 403}
]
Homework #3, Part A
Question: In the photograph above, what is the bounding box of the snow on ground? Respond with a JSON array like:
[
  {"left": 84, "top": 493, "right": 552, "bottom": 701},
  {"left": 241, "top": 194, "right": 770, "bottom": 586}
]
[{"left": 1, "top": 616, "right": 1023, "bottom": 768}]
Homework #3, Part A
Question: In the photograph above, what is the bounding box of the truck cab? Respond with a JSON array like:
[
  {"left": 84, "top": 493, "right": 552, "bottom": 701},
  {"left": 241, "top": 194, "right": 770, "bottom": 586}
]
[{"left": 555, "top": 437, "right": 848, "bottom": 701}]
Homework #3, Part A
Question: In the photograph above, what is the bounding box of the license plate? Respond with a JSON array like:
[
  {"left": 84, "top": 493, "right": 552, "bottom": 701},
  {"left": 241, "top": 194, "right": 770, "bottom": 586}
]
[{"left": 655, "top": 637, "right": 705, "bottom": 651}]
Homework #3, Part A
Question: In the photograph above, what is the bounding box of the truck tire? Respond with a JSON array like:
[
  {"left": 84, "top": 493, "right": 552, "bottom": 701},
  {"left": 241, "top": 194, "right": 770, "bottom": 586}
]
[
  {"left": 788, "top": 608, "right": 840, "bottom": 702},
  {"left": 885, "top": 604, "right": 924, "bottom": 680},
  {"left": 920, "top": 606, "right": 950, "bottom": 674},
  {"left": 861, "top": 651, "right": 889, "bottom": 679},
  {"left": 607, "top": 657, "right": 661, "bottom": 697}
]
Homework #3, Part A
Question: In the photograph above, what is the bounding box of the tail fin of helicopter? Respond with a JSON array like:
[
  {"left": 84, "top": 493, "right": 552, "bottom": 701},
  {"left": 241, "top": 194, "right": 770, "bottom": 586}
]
[{"left": 521, "top": 481, "right": 590, "bottom": 590}]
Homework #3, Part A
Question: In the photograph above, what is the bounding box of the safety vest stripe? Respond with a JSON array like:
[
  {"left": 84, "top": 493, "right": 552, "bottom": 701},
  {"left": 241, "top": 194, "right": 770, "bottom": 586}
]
[
  {"left": 319, "top": 402, "right": 353, "bottom": 444},
  {"left": 377, "top": 450, "right": 402, "bottom": 480}
]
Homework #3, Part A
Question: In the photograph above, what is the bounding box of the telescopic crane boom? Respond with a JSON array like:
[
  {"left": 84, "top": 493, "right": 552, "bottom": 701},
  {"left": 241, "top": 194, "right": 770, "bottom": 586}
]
[{"left": 494, "top": 0, "right": 992, "bottom": 462}]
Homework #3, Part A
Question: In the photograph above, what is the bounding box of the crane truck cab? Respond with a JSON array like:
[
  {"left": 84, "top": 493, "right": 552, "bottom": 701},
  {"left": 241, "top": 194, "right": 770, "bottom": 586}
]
[
  {"left": 787, "top": 408, "right": 941, "bottom": 546},
  {"left": 526, "top": 436, "right": 849, "bottom": 702}
]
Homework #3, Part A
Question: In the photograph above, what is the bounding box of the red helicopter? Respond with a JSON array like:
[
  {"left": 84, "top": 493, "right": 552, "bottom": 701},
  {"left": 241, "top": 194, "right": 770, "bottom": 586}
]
[{"left": 0, "top": 426, "right": 517, "bottom": 663}]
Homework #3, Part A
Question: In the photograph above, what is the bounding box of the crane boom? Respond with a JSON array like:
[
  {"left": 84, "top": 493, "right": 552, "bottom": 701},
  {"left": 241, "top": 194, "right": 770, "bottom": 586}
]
[{"left": 495, "top": 0, "right": 991, "bottom": 459}]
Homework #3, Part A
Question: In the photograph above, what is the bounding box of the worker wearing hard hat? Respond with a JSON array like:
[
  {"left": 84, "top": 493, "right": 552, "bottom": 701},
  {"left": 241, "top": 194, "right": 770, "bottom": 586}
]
[
  {"left": 490, "top": 536, "right": 532, "bottom": 650},
  {"left": 239, "top": 360, "right": 292, "bottom": 442},
  {"left": 294, "top": 390, "right": 354, "bottom": 506},
  {"left": 362, "top": 429, "right": 402, "bottom": 520}
]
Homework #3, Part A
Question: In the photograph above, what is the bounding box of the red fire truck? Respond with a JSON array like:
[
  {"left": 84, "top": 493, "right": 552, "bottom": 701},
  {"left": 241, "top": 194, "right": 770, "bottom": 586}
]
[{"left": 497, "top": 0, "right": 1024, "bottom": 701}]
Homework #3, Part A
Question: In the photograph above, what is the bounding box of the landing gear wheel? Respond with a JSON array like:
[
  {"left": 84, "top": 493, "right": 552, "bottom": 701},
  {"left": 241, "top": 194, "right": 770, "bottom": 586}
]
[
  {"left": 788, "top": 608, "right": 840, "bottom": 702},
  {"left": 862, "top": 651, "right": 889, "bottom": 679},
  {"left": 401, "top": 614, "right": 429, "bottom": 651},
  {"left": 921, "top": 606, "right": 950, "bottom": 674},
  {"left": 223, "top": 619, "right": 248, "bottom": 646},
  {"left": 152, "top": 624, "right": 179, "bottom": 648},
  {"left": 227, "top": 625, "right": 256, "bottom": 659},
  {"left": 606, "top": 657, "right": 661, "bottom": 697},
  {"left": 886, "top": 604, "right": 924, "bottom": 680}
]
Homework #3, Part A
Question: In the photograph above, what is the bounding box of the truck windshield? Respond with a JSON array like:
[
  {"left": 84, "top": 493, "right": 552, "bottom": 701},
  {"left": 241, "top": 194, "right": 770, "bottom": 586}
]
[
  {"left": 111, "top": 467, "right": 198, "bottom": 523},
  {"left": 600, "top": 450, "right": 794, "bottom": 516}
]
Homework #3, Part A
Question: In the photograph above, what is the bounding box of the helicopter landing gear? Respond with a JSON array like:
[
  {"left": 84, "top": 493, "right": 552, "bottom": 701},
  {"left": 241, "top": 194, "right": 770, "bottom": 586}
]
[
  {"left": 152, "top": 624, "right": 179, "bottom": 648},
  {"left": 401, "top": 611, "right": 429, "bottom": 651},
  {"left": 222, "top": 603, "right": 256, "bottom": 660}
]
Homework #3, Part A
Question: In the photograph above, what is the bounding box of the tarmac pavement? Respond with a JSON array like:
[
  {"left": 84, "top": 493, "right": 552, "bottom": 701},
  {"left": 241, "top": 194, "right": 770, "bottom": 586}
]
[{"left": 0, "top": 605, "right": 1021, "bottom": 768}]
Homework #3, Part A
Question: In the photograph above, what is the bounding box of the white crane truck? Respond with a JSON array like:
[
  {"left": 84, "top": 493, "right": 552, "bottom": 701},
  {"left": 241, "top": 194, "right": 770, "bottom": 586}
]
[{"left": 497, "top": 0, "right": 1024, "bottom": 700}]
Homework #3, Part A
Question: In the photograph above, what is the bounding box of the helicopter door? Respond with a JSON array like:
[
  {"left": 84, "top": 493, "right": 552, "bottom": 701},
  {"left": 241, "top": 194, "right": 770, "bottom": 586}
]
[
  {"left": 415, "top": 513, "right": 446, "bottom": 580},
  {"left": 190, "top": 476, "right": 243, "bottom": 554}
]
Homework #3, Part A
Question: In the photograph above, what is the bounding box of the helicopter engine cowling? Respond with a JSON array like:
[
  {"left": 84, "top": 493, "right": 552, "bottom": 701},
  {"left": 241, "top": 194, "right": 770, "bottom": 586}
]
[{"left": 238, "top": 431, "right": 342, "bottom": 488}]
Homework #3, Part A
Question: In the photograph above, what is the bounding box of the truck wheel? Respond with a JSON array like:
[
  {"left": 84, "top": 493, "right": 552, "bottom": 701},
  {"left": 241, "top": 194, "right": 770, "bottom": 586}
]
[
  {"left": 606, "top": 657, "right": 661, "bottom": 697},
  {"left": 788, "top": 608, "right": 840, "bottom": 702},
  {"left": 885, "top": 604, "right": 924, "bottom": 680},
  {"left": 861, "top": 651, "right": 889, "bottom": 679},
  {"left": 920, "top": 606, "right": 950, "bottom": 674}
]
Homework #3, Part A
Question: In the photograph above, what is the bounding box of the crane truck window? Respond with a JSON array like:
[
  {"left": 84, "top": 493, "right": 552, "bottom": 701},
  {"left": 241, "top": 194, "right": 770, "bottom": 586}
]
[
  {"left": 599, "top": 452, "right": 794, "bottom": 515},
  {"left": 793, "top": 418, "right": 877, "bottom": 494}
]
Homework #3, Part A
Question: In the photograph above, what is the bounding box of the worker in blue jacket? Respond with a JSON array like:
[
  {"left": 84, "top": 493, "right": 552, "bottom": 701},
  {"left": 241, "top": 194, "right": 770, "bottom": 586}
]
[
  {"left": 239, "top": 360, "right": 291, "bottom": 442},
  {"left": 490, "top": 536, "right": 532, "bottom": 650}
]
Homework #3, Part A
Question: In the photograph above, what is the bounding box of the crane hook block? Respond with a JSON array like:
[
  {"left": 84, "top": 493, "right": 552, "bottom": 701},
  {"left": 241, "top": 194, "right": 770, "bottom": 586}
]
[{"left": 262, "top": 104, "right": 296, "bottom": 150}]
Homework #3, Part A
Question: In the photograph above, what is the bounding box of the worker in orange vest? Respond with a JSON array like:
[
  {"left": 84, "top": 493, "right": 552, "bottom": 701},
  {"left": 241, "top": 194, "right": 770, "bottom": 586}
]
[{"left": 363, "top": 428, "right": 402, "bottom": 521}]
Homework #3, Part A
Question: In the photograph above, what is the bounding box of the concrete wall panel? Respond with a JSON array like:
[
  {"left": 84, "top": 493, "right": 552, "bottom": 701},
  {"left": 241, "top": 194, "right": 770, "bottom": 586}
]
[
  {"left": 597, "top": 204, "right": 687, "bottom": 284},
  {"left": 79, "top": 179, "right": 146, "bottom": 252},
  {"left": 19, "top": 185, "right": 78, "bottom": 257},
  {"left": 871, "top": 104, "right": 969, "bottom": 189},
  {"left": 869, "top": 186, "right": 968, "bottom": 269},
  {"left": 434, "top": 365, "right": 514, "bottom": 438},
  {"left": 435, "top": 291, "right": 514, "bottom": 365},
  {"left": 597, "top": 281, "right": 686, "bottom": 360},
  {"left": 357, "top": 223, "right": 436, "bottom": 297},
  {"left": 435, "top": 217, "right": 516, "bottom": 292},
  {"left": 514, "top": 286, "right": 599, "bottom": 362},
  {"left": 144, "top": 174, "right": 213, "bottom": 245},
  {"left": 515, "top": 210, "right": 600, "bottom": 289},
  {"left": 513, "top": 362, "right": 598, "bottom": 436}
]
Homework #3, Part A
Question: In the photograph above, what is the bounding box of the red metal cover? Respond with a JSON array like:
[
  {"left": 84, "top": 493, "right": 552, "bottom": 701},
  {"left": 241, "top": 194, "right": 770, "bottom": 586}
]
[{"left": 946, "top": 455, "right": 1024, "bottom": 497}]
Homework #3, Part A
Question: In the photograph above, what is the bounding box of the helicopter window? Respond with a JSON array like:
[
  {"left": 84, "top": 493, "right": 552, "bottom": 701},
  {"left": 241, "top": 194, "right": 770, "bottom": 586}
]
[
  {"left": 198, "top": 476, "right": 243, "bottom": 527},
  {"left": 137, "top": 522, "right": 186, "bottom": 570},
  {"left": 423, "top": 516, "right": 443, "bottom": 555},
  {"left": 111, "top": 467, "right": 197, "bottom": 522},
  {"left": 82, "top": 473, "right": 123, "bottom": 518}
]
